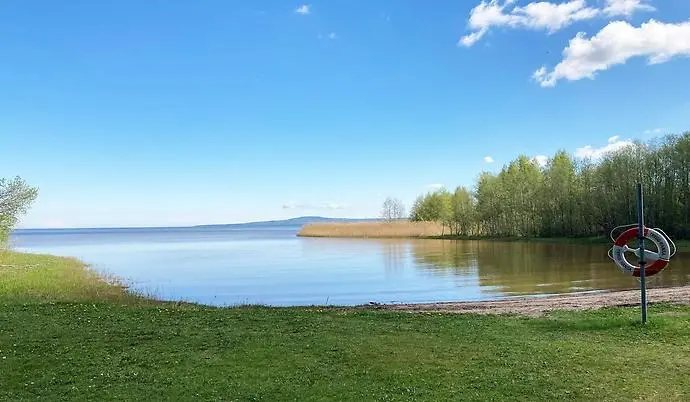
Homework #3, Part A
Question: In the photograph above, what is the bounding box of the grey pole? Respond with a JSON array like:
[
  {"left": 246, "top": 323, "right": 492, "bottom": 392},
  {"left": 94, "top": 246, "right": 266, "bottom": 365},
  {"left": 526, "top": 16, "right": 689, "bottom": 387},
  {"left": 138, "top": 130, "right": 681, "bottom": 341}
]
[{"left": 637, "top": 183, "right": 647, "bottom": 324}]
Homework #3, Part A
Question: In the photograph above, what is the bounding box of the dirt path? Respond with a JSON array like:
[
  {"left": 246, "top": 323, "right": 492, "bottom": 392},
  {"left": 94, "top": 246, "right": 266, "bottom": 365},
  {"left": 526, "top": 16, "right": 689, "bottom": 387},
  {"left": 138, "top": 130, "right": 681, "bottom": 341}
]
[{"left": 375, "top": 287, "right": 690, "bottom": 316}]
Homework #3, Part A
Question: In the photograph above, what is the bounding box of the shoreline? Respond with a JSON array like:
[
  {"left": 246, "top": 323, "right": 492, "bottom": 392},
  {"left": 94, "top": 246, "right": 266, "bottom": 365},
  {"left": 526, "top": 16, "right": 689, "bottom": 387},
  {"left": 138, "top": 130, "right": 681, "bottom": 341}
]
[
  {"left": 372, "top": 286, "right": 690, "bottom": 316},
  {"left": 5, "top": 251, "right": 690, "bottom": 399},
  {"left": 297, "top": 221, "right": 613, "bottom": 241},
  {"left": 5, "top": 250, "right": 689, "bottom": 316},
  {"left": 297, "top": 222, "right": 690, "bottom": 253}
]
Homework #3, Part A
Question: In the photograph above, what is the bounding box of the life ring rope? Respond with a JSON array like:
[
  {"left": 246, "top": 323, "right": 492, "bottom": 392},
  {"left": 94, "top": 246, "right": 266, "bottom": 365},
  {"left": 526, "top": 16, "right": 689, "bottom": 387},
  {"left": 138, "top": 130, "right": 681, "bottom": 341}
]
[
  {"left": 608, "top": 225, "right": 673, "bottom": 277},
  {"left": 609, "top": 223, "right": 638, "bottom": 242},
  {"left": 654, "top": 227, "right": 677, "bottom": 258},
  {"left": 609, "top": 223, "right": 676, "bottom": 258}
]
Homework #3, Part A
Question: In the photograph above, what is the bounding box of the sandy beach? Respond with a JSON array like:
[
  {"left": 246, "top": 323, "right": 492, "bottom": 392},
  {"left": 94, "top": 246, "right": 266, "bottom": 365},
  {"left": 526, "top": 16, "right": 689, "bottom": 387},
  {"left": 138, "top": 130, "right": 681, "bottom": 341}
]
[{"left": 375, "top": 286, "right": 690, "bottom": 316}]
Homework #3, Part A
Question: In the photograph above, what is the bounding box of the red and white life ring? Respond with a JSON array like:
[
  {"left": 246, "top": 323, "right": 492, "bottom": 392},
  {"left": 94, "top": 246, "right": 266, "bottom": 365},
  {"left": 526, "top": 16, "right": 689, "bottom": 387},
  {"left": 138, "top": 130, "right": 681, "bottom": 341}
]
[{"left": 609, "top": 227, "right": 671, "bottom": 277}]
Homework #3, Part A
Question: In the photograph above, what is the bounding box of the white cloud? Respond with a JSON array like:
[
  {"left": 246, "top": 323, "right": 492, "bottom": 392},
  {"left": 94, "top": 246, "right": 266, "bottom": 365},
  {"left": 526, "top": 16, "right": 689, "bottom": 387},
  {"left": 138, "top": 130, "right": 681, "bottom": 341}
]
[
  {"left": 295, "top": 4, "right": 310, "bottom": 15},
  {"left": 459, "top": 0, "right": 599, "bottom": 47},
  {"left": 459, "top": 0, "right": 655, "bottom": 47},
  {"left": 532, "top": 155, "right": 549, "bottom": 167},
  {"left": 644, "top": 127, "right": 664, "bottom": 134},
  {"left": 534, "top": 19, "right": 690, "bottom": 87},
  {"left": 282, "top": 202, "right": 347, "bottom": 210},
  {"left": 514, "top": 0, "right": 599, "bottom": 31},
  {"left": 483, "top": 156, "right": 495, "bottom": 163},
  {"left": 575, "top": 136, "right": 634, "bottom": 159},
  {"left": 459, "top": 1, "right": 516, "bottom": 46},
  {"left": 603, "top": 0, "right": 655, "bottom": 18},
  {"left": 427, "top": 184, "right": 445, "bottom": 190},
  {"left": 460, "top": 30, "right": 488, "bottom": 47}
]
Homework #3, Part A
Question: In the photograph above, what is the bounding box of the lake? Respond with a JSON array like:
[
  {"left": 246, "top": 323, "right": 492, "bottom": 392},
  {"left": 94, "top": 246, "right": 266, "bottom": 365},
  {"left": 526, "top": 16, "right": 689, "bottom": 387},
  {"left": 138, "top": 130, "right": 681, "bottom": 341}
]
[{"left": 10, "top": 227, "right": 690, "bottom": 306}]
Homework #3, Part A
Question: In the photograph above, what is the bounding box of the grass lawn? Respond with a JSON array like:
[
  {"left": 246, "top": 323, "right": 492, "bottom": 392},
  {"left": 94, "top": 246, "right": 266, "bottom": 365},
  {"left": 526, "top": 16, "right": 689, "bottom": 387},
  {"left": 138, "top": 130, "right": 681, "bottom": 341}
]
[{"left": 2, "top": 251, "right": 690, "bottom": 401}]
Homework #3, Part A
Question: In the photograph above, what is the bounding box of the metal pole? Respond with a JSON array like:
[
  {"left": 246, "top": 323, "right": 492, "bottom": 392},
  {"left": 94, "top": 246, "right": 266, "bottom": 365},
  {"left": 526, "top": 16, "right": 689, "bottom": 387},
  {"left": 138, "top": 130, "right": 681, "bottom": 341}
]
[{"left": 637, "top": 183, "right": 647, "bottom": 324}]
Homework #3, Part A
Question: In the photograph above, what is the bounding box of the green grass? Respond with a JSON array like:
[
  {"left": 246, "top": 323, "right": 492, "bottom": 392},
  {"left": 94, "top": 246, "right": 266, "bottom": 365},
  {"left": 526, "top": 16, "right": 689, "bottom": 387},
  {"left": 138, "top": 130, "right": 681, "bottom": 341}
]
[
  {"left": 2, "top": 251, "right": 690, "bottom": 401},
  {"left": 0, "top": 250, "right": 141, "bottom": 304}
]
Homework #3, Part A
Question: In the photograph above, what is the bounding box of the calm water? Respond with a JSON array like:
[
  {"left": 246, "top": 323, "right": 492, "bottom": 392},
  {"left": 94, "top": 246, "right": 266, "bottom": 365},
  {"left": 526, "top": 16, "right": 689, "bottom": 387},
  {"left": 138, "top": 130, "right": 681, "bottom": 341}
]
[{"left": 10, "top": 227, "right": 690, "bottom": 306}]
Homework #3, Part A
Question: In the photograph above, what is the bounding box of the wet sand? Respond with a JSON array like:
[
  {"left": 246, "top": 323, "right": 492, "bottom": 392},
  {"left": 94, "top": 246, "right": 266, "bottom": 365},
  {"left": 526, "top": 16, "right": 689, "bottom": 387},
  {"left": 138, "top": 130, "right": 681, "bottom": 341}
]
[{"left": 373, "top": 286, "right": 690, "bottom": 316}]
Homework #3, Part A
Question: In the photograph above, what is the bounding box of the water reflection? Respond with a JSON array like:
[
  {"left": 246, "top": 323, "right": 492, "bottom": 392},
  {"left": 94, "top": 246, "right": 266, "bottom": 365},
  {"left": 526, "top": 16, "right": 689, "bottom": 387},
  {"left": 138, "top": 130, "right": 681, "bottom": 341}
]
[
  {"left": 407, "top": 239, "right": 690, "bottom": 296},
  {"left": 299, "top": 238, "right": 412, "bottom": 278},
  {"left": 379, "top": 240, "right": 409, "bottom": 275},
  {"left": 408, "top": 240, "right": 478, "bottom": 274},
  {"left": 12, "top": 228, "right": 690, "bottom": 306}
]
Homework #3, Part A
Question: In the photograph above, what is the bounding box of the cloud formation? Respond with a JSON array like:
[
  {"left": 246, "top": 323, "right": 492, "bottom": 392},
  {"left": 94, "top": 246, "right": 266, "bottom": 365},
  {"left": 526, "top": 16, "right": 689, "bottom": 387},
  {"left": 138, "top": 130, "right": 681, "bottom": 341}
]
[
  {"left": 644, "top": 127, "right": 665, "bottom": 134},
  {"left": 534, "top": 19, "right": 690, "bottom": 87},
  {"left": 282, "top": 202, "right": 347, "bottom": 210},
  {"left": 603, "top": 0, "right": 655, "bottom": 17},
  {"left": 295, "top": 4, "right": 310, "bottom": 15},
  {"left": 483, "top": 156, "right": 495, "bottom": 163},
  {"left": 575, "top": 135, "right": 634, "bottom": 159},
  {"left": 459, "top": 0, "right": 655, "bottom": 47}
]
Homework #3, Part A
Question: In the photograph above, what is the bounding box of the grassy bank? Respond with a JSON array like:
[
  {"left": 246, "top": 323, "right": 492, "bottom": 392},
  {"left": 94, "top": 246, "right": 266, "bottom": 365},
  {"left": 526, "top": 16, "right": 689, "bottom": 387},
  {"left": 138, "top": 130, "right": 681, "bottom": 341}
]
[
  {"left": 3, "top": 251, "right": 690, "bottom": 400},
  {"left": 0, "top": 250, "right": 141, "bottom": 304}
]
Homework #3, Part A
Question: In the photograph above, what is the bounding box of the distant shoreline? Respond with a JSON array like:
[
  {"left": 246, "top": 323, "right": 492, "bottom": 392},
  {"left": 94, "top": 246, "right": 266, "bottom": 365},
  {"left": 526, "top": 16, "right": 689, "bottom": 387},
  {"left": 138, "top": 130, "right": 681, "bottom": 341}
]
[{"left": 14, "top": 216, "right": 379, "bottom": 232}]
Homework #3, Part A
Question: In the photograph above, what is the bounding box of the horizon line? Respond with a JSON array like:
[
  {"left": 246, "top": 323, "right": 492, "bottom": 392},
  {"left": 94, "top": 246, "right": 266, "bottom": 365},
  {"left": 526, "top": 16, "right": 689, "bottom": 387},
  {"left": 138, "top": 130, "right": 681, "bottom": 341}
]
[{"left": 14, "top": 215, "right": 380, "bottom": 231}]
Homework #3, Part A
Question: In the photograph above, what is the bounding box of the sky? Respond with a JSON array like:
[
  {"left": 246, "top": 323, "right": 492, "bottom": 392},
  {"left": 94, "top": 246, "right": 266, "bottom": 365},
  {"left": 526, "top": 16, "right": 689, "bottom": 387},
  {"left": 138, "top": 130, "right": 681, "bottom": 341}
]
[{"left": 2, "top": 0, "right": 690, "bottom": 228}]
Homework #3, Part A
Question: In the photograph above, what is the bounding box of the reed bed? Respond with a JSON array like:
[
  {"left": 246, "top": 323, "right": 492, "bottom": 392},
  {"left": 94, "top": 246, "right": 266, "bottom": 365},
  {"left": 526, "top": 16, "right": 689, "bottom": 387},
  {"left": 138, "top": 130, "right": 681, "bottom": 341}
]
[{"left": 298, "top": 221, "right": 445, "bottom": 238}]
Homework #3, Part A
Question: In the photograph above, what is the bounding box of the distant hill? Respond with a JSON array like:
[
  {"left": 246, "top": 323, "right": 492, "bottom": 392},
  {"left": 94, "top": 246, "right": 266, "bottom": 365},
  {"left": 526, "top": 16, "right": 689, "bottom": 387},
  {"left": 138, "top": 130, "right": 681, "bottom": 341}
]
[{"left": 194, "top": 216, "right": 380, "bottom": 228}]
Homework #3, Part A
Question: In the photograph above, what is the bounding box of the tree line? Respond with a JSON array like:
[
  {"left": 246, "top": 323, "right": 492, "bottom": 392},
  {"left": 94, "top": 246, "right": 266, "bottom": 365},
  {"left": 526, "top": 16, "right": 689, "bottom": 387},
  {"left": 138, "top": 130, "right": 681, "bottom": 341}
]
[{"left": 409, "top": 132, "right": 690, "bottom": 240}]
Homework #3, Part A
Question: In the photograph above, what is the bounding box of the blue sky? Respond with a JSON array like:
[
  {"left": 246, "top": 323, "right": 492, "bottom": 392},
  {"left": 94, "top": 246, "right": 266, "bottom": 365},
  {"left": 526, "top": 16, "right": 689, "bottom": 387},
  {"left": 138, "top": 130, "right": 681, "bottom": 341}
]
[{"left": 2, "top": 0, "right": 690, "bottom": 228}]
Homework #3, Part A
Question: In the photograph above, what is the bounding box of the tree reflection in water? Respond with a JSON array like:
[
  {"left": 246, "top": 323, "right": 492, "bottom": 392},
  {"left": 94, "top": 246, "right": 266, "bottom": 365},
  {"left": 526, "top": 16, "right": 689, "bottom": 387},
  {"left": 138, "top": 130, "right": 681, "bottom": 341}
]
[
  {"left": 409, "top": 240, "right": 690, "bottom": 296},
  {"left": 299, "top": 237, "right": 690, "bottom": 298}
]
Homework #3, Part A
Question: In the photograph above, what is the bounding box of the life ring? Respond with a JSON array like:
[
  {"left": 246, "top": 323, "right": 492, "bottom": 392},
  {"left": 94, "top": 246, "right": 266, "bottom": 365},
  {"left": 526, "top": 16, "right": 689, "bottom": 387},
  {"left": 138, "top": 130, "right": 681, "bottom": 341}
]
[{"left": 609, "top": 227, "right": 671, "bottom": 277}]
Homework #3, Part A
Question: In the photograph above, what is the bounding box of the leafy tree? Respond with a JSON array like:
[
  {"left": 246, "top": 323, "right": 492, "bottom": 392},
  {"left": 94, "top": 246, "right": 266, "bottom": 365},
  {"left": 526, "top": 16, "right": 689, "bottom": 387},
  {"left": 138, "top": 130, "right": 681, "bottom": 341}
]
[
  {"left": 1, "top": 177, "right": 38, "bottom": 246},
  {"left": 432, "top": 189, "right": 453, "bottom": 236},
  {"left": 409, "top": 195, "right": 425, "bottom": 221},
  {"left": 409, "top": 189, "right": 452, "bottom": 234},
  {"left": 541, "top": 151, "right": 577, "bottom": 236},
  {"left": 410, "top": 193, "right": 439, "bottom": 222},
  {"left": 450, "top": 186, "right": 475, "bottom": 236},
  {"left": 410, "top": 131, "right": 690, "bottom": 240}
]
